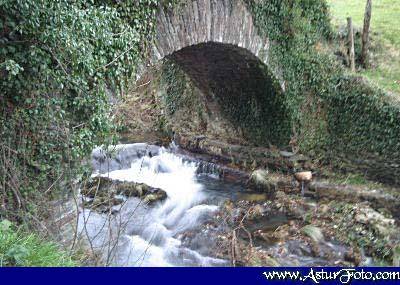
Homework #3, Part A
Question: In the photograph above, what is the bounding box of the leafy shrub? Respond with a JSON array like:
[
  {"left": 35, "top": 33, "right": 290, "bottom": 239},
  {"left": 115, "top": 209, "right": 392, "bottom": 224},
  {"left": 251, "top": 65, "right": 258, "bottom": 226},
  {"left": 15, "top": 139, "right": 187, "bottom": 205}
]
[
  {"left": 0, "top": 0, "right": 159, "bottom": 219},
  {"left": 0, "top": 220, "right": 76, "bottom": 266}
]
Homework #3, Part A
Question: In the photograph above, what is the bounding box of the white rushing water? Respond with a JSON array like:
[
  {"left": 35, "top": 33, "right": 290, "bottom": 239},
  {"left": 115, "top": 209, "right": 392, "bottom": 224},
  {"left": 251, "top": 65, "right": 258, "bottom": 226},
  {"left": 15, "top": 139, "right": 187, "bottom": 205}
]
[{"left": 81, "top": 146, "right": 231, "bottom": 266}]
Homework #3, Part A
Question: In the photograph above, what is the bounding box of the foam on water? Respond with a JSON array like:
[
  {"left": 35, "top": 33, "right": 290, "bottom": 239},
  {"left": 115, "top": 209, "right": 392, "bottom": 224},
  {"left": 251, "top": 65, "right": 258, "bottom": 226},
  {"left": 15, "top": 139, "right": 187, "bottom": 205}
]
[{"left": 96, "top": 148, "right": 226, "bottom": 266}]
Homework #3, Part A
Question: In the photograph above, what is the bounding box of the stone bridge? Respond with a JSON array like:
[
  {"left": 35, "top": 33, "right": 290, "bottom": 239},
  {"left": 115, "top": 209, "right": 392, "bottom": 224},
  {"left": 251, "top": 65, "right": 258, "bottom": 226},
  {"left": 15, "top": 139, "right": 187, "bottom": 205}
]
[
  {"left": 134, "top": 0, "right": 291, "bottom": 146},
  {"left": 130, "top": 0, "right": 400, "bottom": 185},
  {"left": 136, "top": 0, "right": 284, "bottom": 94}
]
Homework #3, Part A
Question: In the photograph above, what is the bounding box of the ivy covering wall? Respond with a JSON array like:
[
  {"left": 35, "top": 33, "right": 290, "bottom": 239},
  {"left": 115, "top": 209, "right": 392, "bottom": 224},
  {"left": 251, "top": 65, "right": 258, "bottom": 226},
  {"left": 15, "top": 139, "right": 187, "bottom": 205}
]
[
  {"left": 246, "top": 0, "right": 400, "bottom": 179},
  {"left": 0, "top": 0, "right": 161, "bottom": 222}
]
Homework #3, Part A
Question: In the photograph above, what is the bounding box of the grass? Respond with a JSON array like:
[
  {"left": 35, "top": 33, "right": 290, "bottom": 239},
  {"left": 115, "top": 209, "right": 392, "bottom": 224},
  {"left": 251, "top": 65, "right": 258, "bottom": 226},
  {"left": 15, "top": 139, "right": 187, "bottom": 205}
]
[
  {"left": 328, "top": 172, "right": 372, "bottom": 186},
  {"left": 0, "top": 220, "right": 77, "bottom": 267},
  {"left": 327, "top": 0, "right": 400, "bottom": 95}
]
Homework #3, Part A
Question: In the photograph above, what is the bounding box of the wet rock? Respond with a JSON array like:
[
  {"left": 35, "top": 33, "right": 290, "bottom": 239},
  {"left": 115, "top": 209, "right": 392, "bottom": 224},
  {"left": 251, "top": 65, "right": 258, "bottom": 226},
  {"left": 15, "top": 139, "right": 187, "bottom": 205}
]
[
  {"left": 254, "top": 223, "right": 293, "bottom": 244},
  {"left": 143, "top": 190, "right": 168, "bottom": 204},
  {"left": 81, "top": 177, "right": 114, "bottom": 198},
  {"left": 247, "top": 204, "right": 266, "bottom": 220},
  {"left": 288, "top": 240, "right": 313, "bottom": 257},
  {"left": 81, "top": 177, "right": 167, "bottom": 211},
  {"left": 117, "top": 182, "right": 150, "bottom": 197},
  {"left": 301, "top": 225, "right": 324, "bottom": 243},
  {"left": 344, "top": 248, "right": 362, "bottom": 266},
  {"left": 82, "top": 176, "right": 166, "bottom": 200},
  {"left": 247, "top": 170, "right": 292, "bottom": 195},
  {"left": 354, "top": 206, "right": 395, "bottom": 236},
  {"left": 248, "top": 169, "right": 275, "bottom": 193},
  {"left": 247, "top": 250, "right": 280, "bottom": 267},
  {"left": 83, "top": 193, "right": 125, "bottom": 211}
]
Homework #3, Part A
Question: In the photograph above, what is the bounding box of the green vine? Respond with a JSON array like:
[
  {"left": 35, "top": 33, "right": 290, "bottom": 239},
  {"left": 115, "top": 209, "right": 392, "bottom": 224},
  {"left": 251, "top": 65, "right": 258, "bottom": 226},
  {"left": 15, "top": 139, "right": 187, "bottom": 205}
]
[
  {"left": 0, "top": 0, "right": 162, "bottom": 221},
  {"left": 246, "top": 0, "right": 400, "bottom": 175}
]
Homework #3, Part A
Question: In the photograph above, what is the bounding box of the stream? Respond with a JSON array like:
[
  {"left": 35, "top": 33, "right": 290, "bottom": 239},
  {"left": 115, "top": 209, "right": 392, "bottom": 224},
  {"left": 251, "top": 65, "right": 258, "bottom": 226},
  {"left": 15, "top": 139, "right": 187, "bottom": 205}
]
[
  {"left": 79, "top": 143, "right": 249, "bottom": 266},
  {"left": 78, "top": 142, "right": 357, "bottom": 267}
]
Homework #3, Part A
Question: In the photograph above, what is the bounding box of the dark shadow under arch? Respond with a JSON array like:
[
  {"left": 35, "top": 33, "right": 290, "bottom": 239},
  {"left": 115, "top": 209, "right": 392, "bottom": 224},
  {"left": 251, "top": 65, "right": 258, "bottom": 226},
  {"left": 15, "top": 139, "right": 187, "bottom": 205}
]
[{"left": 166, "top": 42, "right": 291, "bottom": 146}]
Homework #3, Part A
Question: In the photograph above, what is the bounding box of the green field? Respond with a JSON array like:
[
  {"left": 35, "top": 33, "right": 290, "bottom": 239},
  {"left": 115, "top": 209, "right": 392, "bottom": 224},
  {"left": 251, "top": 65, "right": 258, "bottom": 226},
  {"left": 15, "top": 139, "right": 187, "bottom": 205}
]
[{"left": 328, "top": 0, "right": 400, "bottom": 94}]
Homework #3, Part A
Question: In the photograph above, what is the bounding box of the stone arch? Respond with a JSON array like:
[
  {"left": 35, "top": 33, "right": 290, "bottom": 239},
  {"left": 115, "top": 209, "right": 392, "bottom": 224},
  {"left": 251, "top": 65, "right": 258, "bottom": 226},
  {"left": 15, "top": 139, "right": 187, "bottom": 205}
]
[
  {"left": 137, "top": 0, "right": 283, "bottom": 90},
  {"left": 134, "top": 0, "right": 291, "bottom": 146}
]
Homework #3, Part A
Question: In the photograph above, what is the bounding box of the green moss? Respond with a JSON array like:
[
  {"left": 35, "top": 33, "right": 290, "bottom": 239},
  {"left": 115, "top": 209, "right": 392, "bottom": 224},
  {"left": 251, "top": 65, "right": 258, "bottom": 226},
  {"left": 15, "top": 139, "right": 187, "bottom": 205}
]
[
  {"left": 327, "top": 76, "right": 400, "bottom": 157},
  {"left": 160, "top": 60, "right": 188, "bottom": 115}
]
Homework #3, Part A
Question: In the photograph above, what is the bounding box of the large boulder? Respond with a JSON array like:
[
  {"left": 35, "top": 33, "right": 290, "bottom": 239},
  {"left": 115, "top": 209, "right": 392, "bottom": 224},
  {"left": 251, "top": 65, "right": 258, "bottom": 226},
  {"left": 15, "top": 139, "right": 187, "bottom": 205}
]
[{"left": 81, "top": 176, "right": 167, "bottom": 212}]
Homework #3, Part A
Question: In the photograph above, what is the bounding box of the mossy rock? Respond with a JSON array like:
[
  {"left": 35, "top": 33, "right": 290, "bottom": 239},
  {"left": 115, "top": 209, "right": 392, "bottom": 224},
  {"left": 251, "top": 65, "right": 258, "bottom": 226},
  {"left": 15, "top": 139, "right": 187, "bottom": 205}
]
[
  {"left": 81, "top": 177, "right": 114, "bottom": 198},
  {"left": 117, "top": 182, "right": 150, "bottom": 197},
  {"left": 301, "top": 225, "right": 324, "bottom": 243},
  {"left": 81, "top": 177, "right": 167, "bottom": 212},
  {"left": 247, "top": 169, "right": 292, "bottom": 194},
  {"left": 84, "top": 195, "right": 125, "bottom": 211},
  {"left": 247, "top": 169, "right": 276, "bottom": 193},
  {"left": 143, "top": 191, "right": 168, "bottom": 204}
]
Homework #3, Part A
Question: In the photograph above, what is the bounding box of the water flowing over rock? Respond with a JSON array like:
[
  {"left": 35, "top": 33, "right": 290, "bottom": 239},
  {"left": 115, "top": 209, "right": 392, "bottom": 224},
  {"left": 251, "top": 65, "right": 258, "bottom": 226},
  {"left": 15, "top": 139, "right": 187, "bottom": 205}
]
[
  {"left": 78, "top": 144, "right": 246, "bottom": 266},
  {"left": 67, "top": 142, "right": 400, "bottom": 267},
  {"left": 91, "top": 143, "right": 161, "bottom": 174}
]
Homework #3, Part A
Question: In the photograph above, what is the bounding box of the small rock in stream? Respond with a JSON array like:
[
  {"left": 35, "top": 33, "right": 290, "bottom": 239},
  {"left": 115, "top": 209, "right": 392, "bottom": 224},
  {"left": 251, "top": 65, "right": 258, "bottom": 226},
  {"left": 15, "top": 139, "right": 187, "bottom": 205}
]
[
  {"left": 301, "top": 225, "right": 324, "bottom": 243},
  {"left": 247, "top": 169, "right": 293, "bottom": 195}
]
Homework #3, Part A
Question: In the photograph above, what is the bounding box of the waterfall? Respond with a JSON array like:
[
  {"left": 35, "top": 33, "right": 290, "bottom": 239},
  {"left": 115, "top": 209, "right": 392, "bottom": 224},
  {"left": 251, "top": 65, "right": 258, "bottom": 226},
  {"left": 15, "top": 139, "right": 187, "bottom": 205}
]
[{"left": 82, "top": 146, "right": 235, "bottom": 266}]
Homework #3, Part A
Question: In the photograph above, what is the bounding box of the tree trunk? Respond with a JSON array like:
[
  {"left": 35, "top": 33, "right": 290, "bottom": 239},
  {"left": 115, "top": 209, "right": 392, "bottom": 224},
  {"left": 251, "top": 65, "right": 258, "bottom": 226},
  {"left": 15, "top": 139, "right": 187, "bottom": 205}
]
[
  {"left": 347, "top": 17, "right": 356, "bottom": 72},
  {"left": 361, "top": 0, "right": 372, "bottom": 68}
]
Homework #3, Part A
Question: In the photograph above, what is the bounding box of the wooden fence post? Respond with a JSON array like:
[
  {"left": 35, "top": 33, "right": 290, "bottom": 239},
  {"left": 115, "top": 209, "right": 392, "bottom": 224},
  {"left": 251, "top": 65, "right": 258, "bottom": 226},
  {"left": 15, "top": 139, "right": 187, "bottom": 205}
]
[
  {"left": 361, "top": 0, "right": 372, "bottom": 68},
  {"left": 347, "top": 17, "right": 356, "bottom": 72}
]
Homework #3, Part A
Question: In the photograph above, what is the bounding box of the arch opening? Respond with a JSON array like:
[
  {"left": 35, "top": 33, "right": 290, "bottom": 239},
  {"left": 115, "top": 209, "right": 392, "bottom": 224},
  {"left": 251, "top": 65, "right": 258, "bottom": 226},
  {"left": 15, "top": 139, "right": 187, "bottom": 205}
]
[{"left": 162, "top": 42, "right": 291, "bottom": 147}]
